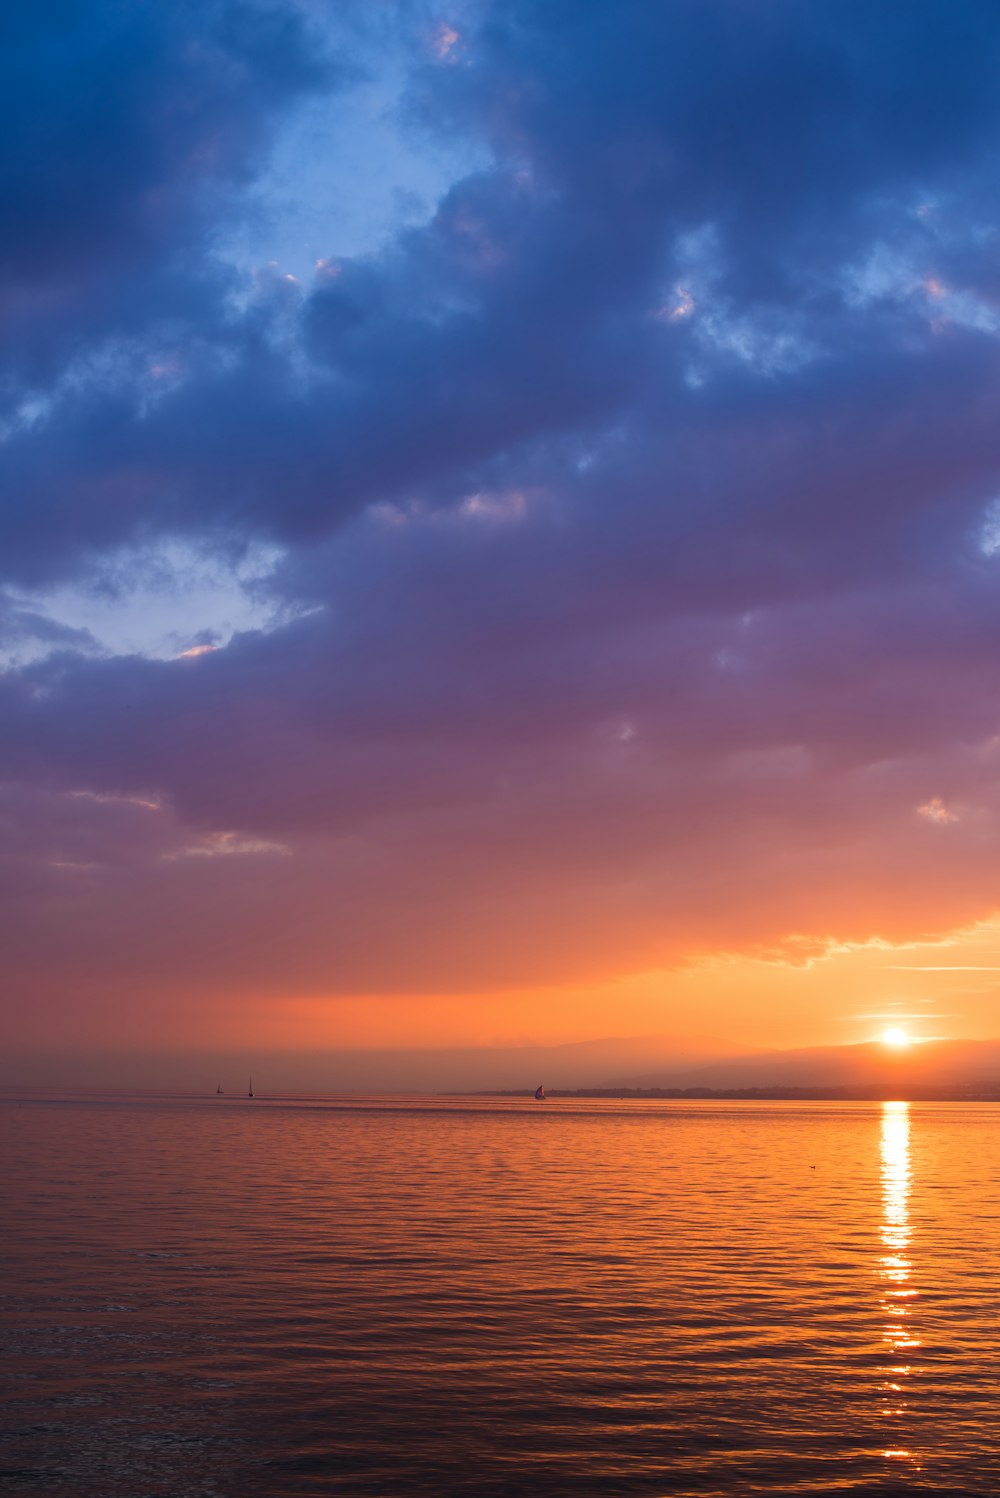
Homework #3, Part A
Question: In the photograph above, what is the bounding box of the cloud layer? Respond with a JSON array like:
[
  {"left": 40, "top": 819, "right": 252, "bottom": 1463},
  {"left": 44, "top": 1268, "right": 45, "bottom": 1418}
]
[{"left": 5, "top": 1, "right": 1000, "bottom": 1055}]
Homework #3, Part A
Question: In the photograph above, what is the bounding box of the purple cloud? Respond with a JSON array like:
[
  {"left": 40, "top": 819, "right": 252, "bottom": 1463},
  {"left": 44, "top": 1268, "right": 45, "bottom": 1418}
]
[{"left": 4, "top": 1, "right": 1000, "bottom": 1038}]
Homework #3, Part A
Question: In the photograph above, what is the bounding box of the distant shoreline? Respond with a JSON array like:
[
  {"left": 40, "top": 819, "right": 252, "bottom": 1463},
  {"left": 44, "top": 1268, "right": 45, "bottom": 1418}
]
[
  {"left": 6, "top": 1086, "right": 1000, "bottom": 1105},
  {"left": 467, "top": 1085, "right": 1000, "bottom": 1102}
]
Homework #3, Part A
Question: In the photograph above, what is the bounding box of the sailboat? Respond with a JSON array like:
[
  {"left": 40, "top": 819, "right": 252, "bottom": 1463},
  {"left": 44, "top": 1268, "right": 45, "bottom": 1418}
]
[
  {"left": 534, "top": 1084, "right": 545, "bottom": 1101},
  {"left": 248, "top": 1076, "right": 254, "bottom": 1099},
  {"left": 216, "top": 1083, "right": 223, "bottom": 1095}
]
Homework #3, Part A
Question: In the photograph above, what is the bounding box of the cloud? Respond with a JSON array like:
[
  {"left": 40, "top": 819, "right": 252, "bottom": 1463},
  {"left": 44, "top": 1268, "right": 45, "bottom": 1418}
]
[
  {"left": 170, "top": 831, "right": 291, "bottom": 858},
  {"left": 0, "top": 590, "right": 100, "bottom": 666},
  {"left": 5, "top": 1, "right": 1000, "bottom": 1038},
  {"left": 917, "top": 798, "right": 959, "bottom": 825}
]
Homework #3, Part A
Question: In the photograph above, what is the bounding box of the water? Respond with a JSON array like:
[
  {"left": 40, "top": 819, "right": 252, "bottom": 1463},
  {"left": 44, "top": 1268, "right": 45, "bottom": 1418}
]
[{"left": 3, "top": 1096, "right": 1000, "bottom": 1496}]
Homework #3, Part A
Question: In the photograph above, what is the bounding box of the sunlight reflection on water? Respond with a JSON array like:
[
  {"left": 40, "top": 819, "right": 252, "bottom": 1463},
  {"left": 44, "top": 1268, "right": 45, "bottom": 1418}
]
[
  {"left": 4, "top": 1096, "right": 1000, "bottom": 1495},
  {"left": 879, "top": 1100, "right": 922, "bottom": 1477}
]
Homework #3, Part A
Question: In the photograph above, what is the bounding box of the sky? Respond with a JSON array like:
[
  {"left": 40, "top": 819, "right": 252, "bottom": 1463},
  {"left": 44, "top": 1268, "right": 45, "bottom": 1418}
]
[{"left": 5, "top": 0, "right": 1000, "bottom": 1088}]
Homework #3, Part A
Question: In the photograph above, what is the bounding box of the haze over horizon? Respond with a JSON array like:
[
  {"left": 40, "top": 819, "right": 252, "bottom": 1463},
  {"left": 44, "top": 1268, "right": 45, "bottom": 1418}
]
[
  {"left": 11, "top": 1032, "right": 1000, "bottom": 1097},
  {"left": 6, "top": 2, "right": 1000, "bottom": 1085}
]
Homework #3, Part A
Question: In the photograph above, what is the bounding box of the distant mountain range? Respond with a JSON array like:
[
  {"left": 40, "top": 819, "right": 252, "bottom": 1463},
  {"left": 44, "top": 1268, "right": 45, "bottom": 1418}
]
[{"left": 613, "top": 1038, "right": 1000, "bottom": 1094}]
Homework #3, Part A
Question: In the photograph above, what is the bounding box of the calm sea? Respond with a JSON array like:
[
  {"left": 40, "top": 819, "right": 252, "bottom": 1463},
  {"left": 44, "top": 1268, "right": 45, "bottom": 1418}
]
[{"left": 3, "top": 1095, "right": 1000, "bottom": 1496}]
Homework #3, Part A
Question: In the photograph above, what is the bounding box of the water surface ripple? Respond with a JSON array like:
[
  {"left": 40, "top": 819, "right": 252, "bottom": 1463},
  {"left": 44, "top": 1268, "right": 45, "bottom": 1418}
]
[{"left": 3, "top": 1096, "right": 1000, "bottom": 1495}]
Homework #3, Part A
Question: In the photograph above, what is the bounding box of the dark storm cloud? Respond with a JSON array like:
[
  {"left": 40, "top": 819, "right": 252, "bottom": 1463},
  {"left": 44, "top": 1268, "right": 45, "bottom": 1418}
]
[{"left": 5, "top": 1, "right": 1000, "bottom": 999}]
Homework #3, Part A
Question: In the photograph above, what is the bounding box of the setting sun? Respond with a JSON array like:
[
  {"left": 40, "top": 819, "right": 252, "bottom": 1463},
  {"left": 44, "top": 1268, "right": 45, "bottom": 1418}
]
[{"left": 881, "top": 1027, "right": 911, "bottom": 1049}]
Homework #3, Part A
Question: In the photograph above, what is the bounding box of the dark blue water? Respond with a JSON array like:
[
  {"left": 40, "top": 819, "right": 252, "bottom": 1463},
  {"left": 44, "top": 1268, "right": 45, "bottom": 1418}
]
[{"left": 3, "top": 1096, "right": 1000, "bottom": 1495}]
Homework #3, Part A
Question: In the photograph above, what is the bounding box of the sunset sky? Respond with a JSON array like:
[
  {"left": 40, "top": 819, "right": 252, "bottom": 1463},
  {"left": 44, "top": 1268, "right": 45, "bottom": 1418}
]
[{"left": 5, "top": 1, "right": 1000, "bottom": 1086}]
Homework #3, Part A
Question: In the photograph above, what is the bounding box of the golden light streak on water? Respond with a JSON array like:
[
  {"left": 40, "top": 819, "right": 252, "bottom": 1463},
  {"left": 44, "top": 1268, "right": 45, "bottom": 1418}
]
[{"left": 879, "top": 1100, "right": 922, "bottom": 1474}]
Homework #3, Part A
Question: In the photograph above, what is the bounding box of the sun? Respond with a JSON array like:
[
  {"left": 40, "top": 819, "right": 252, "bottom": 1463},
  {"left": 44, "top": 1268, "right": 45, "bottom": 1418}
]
[{"left": 881, "top": 1026, "right": 911, "bottom": 1049}]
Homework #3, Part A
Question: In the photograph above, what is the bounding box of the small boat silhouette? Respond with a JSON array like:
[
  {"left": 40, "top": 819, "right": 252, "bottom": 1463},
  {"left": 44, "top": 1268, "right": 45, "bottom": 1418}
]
[
  {"left": 216, "top": 1083, "right": 223, "bottom": 1095},
  {"left": 534, "top": 1084, "right": 545, "bottom": 1101},
  {"left": 248, "top": 1076, "right": 254, "bottom": 1099}
]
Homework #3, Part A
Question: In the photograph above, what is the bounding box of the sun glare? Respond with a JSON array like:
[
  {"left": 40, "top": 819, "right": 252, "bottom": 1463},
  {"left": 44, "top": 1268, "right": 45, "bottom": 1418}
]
[{"left": 881, "top": 1027, "right": 911, "bottom": 1049}]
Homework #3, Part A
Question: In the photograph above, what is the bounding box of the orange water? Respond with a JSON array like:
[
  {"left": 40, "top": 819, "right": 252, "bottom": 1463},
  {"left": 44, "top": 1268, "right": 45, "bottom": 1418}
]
[{"left": 3, "top": 1096, "right": 1000, "bottom": 1495}]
